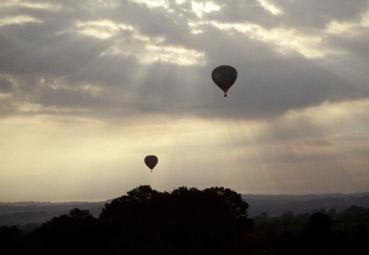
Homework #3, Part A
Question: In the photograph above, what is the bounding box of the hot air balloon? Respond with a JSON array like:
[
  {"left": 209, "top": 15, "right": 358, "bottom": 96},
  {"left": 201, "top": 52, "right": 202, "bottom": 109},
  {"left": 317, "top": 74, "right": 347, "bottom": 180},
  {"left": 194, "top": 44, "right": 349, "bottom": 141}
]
[
  {"left": 211, "top": 65, "right": 238, "bottom": 97},
  {"left": 144, "top": 155, "right": 158, "bottom": 171}
]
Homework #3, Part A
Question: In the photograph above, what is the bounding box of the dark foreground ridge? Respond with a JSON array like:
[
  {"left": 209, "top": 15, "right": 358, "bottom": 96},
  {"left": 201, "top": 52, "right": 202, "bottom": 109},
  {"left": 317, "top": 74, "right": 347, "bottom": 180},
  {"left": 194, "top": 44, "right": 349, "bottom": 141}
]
[{"left": 1, "top": 186, "right": 369, "bottom": 255}]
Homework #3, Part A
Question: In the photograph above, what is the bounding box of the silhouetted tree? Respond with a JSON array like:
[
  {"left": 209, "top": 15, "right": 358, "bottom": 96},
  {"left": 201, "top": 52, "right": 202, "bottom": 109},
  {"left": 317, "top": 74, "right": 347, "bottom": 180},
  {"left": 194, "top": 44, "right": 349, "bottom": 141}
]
[
  {"left": 29, "top": 208, "right": 99, "bottom": 255},
  {"left": 0, "top": 226, "right": 25, "bottom": 253},
  {"left": 99, "top": 185, "right": 250, "bottom": 254}
]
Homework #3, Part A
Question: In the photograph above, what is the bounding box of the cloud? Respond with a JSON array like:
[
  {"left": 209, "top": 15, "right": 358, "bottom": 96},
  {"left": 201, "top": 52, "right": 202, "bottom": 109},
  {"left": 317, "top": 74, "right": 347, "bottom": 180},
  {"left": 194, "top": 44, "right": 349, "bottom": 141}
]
[
  {"left": 191, "top": 0, "right": 222, "bottom": 18},
  {"left": 0, "top": 15, "right": 42, "bottom": 27},
  {"left": 0, "top": 0, "right": 62, "bottom": 11},
  {"left": 256, "top": 0, "right": 283, "bottom": 16},
  {"left": 191, "top": 20, "right": 327, "bottom": 58},
  {"left": 0, "top": 76, "right": 13, "bottom": 92},
  {"left": 274, "top": 0, "right": 369, "bottom": 28}
]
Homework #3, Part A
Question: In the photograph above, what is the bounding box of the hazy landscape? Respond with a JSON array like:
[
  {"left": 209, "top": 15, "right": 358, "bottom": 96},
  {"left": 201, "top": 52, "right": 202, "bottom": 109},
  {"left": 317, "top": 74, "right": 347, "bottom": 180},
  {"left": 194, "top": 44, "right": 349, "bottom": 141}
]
[
  {"left": 2, "top": 192, "right": 369, "bottom": 229},
  {"left": 1, "top": 186, "right": 369, "bottom": 254}
]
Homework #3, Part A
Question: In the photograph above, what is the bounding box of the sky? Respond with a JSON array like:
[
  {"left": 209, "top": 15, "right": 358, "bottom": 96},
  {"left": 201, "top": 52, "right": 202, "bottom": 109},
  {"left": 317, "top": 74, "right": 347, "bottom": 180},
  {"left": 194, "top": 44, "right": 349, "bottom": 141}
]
[{"left": 0, "top": 0, "right": 369, "bottom": 202}]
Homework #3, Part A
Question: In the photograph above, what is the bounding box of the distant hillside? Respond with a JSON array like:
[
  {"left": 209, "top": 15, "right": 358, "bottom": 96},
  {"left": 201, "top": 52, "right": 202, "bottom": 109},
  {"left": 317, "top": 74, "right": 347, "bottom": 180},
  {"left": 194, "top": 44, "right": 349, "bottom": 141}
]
[
  {"left": 2, "top": 192, "right": 369, "bottom": 227},
  {"left": 0, "top": 202, "right": 105, "bottom": 229},
  {"left": 244, "top": 192, "right": 369, "bottom": 216}
]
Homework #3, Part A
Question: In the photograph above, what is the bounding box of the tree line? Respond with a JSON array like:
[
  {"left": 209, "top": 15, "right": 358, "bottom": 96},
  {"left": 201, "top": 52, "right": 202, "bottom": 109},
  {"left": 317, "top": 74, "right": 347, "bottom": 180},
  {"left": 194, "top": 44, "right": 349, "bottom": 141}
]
[{"left": 1, "top": 185, "right": 369, "bottom": 254}]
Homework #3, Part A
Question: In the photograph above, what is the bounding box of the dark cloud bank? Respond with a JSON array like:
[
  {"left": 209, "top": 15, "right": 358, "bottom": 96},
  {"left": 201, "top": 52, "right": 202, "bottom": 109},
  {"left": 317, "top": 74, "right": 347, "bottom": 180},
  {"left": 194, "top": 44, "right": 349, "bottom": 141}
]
[{"left": 0, "top": 0, "right": 368, "bottom": 120}]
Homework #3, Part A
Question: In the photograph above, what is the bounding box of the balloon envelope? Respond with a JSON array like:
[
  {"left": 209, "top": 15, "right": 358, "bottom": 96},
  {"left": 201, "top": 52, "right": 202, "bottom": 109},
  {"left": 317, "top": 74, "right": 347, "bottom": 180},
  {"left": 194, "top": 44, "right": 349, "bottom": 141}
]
[
  {"left": 144, "top": 155, "right": 158, "bottom": 171},
  {"left": 211, "top": 65, "right": 237, "bottom": 97}
]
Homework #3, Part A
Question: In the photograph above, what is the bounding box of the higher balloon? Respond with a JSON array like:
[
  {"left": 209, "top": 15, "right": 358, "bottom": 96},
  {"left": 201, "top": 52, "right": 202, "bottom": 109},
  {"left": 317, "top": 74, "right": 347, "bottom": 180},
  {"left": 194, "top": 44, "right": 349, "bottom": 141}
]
[{"left": 211, "top": 65, "right": 238, "bottom": 97}]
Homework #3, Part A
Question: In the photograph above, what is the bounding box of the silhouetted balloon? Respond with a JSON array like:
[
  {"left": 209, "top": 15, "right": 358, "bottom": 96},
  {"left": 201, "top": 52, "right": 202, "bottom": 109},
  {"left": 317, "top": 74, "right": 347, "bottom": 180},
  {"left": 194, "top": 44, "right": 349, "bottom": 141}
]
[
  {"left": 211, "top": 65, "right": 238, "bottom": 97},
  {"left": 144, "top": 155, "right": 158, "bottom": 171}
]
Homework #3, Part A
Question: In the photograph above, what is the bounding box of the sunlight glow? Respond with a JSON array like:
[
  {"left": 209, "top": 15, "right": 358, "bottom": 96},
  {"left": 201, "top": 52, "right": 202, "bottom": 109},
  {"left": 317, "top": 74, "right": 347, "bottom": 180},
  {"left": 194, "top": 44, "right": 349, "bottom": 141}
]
[
  {"left": 0, "top": 0, "right": 62, "bottom": 11},
  {"left": 75, "top": 18, "right": 207, "bottom": 65},
  {"left": 257, "top": 0, "right": 283, "bottom": 15},
  {"left": 94, "top": 24, "right": 206, "bottom": 66},
  {"left": 15, "top": 102, "right": 89, "bottom": 114},
  {"left": 0, "top": 15, "right": 42, "bottom": 27},
  {"left": 361, "top": 11, "right": 369, "bottom": 27},
  {"left": 0, "top": 93, "right": 11, "bottom": 99},
  {"left": 193, "top": 20, "right": 325, "bottom": 58},
  {"left": 326, "top": 21, "right": 357, "bottom": 35},
  {"left": 104, "top": 43, "right": 205, "bottom": 65},
  {"left": 46, "top": 81, "right": 103, "bottom": 97},
  {"left": 2, "top": 97, "right": 369, "bottom": 200},
  {"left": 285, "top": 99, "right": 369, "bottom": 128},
  {"left": 76, "top": 20, "right": 122, "bottom": 39},
  {"left": 97, "top": 0, "right": 120, "bottom": 8},
  {"left": 142, "top": 45, "right": 205, "bottom": 65},
  {"left": 326, "top": 11, "right": 369, "bottom": 35},
  {"left": 0, "top": 116, "right": 246, "bottom": 200},
  {"left": 191, "top": 1, "right": 221, "bottom": 18},
  {"left": 129, "top": 0, "right": 171, "bottom": 10}
]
